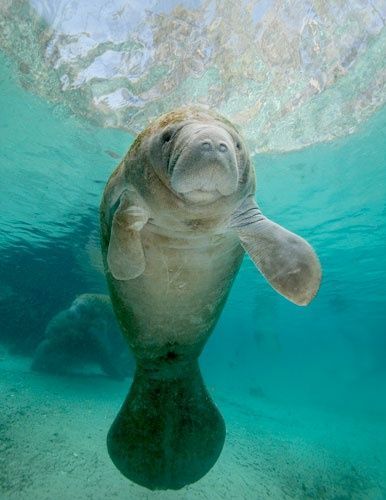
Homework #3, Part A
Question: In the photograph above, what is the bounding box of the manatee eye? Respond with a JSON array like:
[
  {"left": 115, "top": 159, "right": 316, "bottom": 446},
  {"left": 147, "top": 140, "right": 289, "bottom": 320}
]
[
  {"left": 235, "top": 141, "right": 241, "bottom": 151},
  {"left": 161, "top": 130, "right": 172, "bottom": 143}
]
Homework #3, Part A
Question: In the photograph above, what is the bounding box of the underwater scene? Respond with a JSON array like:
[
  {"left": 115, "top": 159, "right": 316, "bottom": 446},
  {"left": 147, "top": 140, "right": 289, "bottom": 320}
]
[{"left": 0, "top": 1, "right": 386, "bottom": 498}]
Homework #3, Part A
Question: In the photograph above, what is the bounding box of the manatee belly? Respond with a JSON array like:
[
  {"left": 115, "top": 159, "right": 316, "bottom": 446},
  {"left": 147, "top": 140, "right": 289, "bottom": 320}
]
[
  {"left": 107, "top": 228, "right": 243, "bottom": 358},
  {"left": 105, "top": 227, "right": 244, "bottom": 489}
]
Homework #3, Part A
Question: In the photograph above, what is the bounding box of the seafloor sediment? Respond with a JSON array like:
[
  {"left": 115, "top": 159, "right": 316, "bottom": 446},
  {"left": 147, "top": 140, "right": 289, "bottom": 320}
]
[{"left": 0, "top": 351, "right": 385, "bottom": 500}]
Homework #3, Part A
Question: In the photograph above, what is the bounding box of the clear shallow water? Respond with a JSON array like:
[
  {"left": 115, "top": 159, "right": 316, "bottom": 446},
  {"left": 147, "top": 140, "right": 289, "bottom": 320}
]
[{"left": 0, "top": 45, "right": 386, "bottom": 498}]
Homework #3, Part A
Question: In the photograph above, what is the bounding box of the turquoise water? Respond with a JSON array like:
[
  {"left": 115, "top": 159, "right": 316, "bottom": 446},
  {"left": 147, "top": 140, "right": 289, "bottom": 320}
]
[{"left": 1, "top": 51, "right": 386, "bottom": 498}]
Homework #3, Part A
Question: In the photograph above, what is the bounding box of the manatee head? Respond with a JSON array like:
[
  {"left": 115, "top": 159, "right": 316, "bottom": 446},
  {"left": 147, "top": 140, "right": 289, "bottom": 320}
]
[
  {"left": 69, "top": 293, "right": 112, "bottom": 322},
  {"left": 132, "top": 107, "right": 254, "bottom": 208}
]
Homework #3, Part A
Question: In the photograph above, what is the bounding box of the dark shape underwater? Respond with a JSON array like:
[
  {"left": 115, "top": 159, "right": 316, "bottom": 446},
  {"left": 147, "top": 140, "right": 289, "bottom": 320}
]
[{"left": 32, "top": 293, "right": 133, "bottom": 379}]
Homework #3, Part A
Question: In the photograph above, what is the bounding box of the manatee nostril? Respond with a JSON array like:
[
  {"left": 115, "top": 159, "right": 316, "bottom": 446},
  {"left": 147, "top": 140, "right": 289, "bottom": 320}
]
[
  {"left": 201, "top": 141, "right": 212, "bottom": 151},
  {"left": 218, "top": 142, "right": 228, "bottom": 153}
]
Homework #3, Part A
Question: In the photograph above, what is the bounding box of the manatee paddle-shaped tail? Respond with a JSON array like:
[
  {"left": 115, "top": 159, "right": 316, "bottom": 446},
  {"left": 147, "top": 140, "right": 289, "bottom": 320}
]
[
  {"left": 107, "top": 361, "right": 225, "bottom": 490},
  {"left": 231, "top": 195, "right": 322, "bottom": 306}
]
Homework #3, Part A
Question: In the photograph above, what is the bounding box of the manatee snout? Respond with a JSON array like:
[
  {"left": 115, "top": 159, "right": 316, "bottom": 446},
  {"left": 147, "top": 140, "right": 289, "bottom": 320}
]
[{"left": 171, "top": 123, "right": 238, "bottom": 201}]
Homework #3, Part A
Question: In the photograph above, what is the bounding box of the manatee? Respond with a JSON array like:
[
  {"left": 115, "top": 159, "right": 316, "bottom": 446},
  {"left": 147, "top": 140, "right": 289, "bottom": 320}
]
[
  {"left": 100, "top": 106, "right": 321, "bottom": 490},
  {"left": 31, "top": 293, "right": 133, "bottom": 379}
]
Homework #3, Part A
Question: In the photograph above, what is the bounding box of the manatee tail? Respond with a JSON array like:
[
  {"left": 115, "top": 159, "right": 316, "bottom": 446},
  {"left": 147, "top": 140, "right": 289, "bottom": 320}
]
[{"left": 107, "top": 361, "right": 225, "bottom": 490}]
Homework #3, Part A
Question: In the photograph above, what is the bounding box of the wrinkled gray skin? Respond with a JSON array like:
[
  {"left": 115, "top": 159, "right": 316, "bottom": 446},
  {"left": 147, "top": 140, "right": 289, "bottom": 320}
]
[{"left": 100, "top": 107, "right": 321, "bottom": 490}]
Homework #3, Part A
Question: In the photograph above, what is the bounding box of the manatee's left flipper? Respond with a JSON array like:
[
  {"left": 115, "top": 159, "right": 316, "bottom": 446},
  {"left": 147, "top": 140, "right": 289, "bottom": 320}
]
[
  {"left": 230, "top": 196, "right": 321, "bottom": 306},
  {"left": 107, "top": 190, "right": 149, "bottom": 281}
]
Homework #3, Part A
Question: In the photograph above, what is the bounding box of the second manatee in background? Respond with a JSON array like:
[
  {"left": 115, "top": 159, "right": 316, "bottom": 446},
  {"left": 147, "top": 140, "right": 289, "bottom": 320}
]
[{"left": 32, "top": 293, "right": 134, "bottom": 379}]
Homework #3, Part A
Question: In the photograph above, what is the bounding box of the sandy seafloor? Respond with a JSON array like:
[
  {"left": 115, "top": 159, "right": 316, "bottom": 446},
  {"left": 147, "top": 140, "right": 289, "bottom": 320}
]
[{"left": 1, "top": 349, "right": 385, "bottom": 500}]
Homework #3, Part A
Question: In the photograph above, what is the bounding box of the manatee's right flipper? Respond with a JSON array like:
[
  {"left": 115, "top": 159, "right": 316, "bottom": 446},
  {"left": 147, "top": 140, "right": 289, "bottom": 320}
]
[
  {"left": 107, "top": 190, "right": 149, "bottom": 281},
  {"left": 107, "top": 362, "right": 225, "bottom": 490}
]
